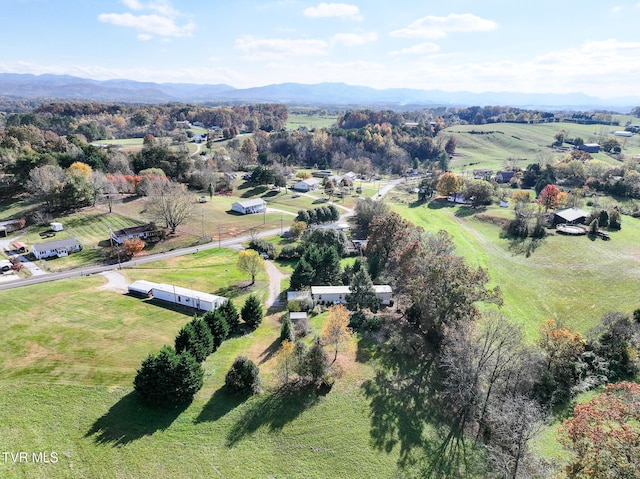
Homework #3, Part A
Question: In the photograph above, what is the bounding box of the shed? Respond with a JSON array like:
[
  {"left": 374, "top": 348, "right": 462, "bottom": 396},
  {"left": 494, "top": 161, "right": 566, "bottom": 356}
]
[
  {"left": 50, "top": 222, "right": 64, "bottom": 232},
  {"left": 578, "top": 143, "right": 600, "bottom": 154},
  {"left": 290, "top": 312, "right": 308, "bottom": 321},
  {"left": 32, "top": 238, "right": 82, "bottom": 259},
  {"left": 231, "top": 198, "right": 267, "bottom": 214},
  {"left": 553, "top": 207, "right": 588, "bottom": 226},
  {"left": 293, "top": 178, "right": 320, "bottom": 192},
  {"left": 12, "top": 241, "right": 27, "bottom": 253}
]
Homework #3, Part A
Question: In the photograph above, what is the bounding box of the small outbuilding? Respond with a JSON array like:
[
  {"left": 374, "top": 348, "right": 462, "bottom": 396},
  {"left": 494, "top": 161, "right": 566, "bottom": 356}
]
[
  {"left": 578, "top": 143, "right": 600, "bottom": 154},
  {"left": 32, "top": 238, "right": 82, "bottom": 259},
  {"left": 231, "top": 198, "right": 267, "bottom": 215},
  {"left": 553, "top": 207, "right": 588, "bottom": 226},
  {"left": 50, "top": 222, "right": 64, "bottom": 232},
  {"left": 495, "top": 171, "right": 515, "bottom": 183}
]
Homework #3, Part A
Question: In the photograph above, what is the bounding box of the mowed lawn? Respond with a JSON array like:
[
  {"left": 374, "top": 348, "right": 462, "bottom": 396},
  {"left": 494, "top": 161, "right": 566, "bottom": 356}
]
[
  {"left": 0, "top": 249, "right": 402, "bottom": 479},
  {"left": 394, "top": 201, "right": 640, "bottom": 338}
]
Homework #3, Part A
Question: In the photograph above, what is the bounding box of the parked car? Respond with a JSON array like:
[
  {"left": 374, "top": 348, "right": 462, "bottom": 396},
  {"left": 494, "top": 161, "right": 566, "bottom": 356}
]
[
  {"left": 259, "top": 252, "right": 269, "bottom": 260},
  {"left": 1, "top": 265, "right": 11, "bottom": 273}
]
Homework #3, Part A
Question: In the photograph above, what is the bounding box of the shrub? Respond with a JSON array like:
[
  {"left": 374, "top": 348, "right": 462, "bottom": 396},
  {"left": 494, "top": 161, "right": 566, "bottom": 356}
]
[
  {"left": 248, "top": 238, "right": 276, "bottom": 259},
  {"left": 134, "top": 346, "right": 203, "bottom": 406},
  {"left": 279, "top": 244, "right": 303, "bottom": 259},
  {"left": 225, "top": 356, "right": 261, "bottom": 395}
]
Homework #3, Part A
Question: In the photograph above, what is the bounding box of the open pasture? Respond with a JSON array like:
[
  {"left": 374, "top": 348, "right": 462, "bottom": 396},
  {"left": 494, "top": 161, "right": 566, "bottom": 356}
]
[{"left": 393, "top": 201, "right": 640, "bottom": 338}]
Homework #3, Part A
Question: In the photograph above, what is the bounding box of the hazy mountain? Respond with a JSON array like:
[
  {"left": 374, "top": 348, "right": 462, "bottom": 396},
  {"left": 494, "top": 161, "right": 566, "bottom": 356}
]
[{"left": 0, "top": 73, "right": 638, "bottom": 110}]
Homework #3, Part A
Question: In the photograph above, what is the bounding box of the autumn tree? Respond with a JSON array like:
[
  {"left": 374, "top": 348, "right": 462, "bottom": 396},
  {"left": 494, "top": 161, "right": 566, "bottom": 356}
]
[
  {"left": 559, "top": 382, "right": 640, "bottom": 479},
  {"left": 436, "top": 172, "right": 463, "bottom": 196},
  {"left": 322, "top": 304, "right": 353, "bottom": 364},
  {"left": 537, "top": 183, "right": 561, "bottom": 212},
  {"left": 276, "top": 340, "right": 296, "bottom": 385},
  {"left": 145, "top": 180, "right": 194, "bottom": 234},
  {"left": 239, "top": 137, "right": 258, "bottom": 168},
  {"left": 237, "top": 249, "right": 263, "bottom": 285},
  {"left": 289, "top": 221, "right": 307, "bottom": 238},
  {"left": 123, "top": 237, "right": 145, "bottom": 257},
  {"left": 535, "top": 319, "right": 585, "bottom": 406}
]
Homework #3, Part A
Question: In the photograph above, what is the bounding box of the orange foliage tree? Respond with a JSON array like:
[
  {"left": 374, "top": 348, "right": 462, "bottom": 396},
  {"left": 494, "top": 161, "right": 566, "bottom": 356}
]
[
  {"left": 322, "top": 304, "right": 353, "bottom": 364},
  {"left": 559, "top": 382, "right": 640, "bottom": 479},
  {"left": 123, "top": 237, "right": 145, "bottom": 257}
]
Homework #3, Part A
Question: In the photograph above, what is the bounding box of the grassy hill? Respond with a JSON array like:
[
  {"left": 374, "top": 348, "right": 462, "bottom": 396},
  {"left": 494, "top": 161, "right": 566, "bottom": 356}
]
[{"left": 442, "top": 120, "right": 640, "bottom": 172}]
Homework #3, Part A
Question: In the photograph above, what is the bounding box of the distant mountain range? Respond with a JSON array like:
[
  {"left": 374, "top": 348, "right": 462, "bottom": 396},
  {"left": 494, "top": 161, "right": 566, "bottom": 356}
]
[{"left": 1, "top": 73, "right": 638, "bottom": 111}]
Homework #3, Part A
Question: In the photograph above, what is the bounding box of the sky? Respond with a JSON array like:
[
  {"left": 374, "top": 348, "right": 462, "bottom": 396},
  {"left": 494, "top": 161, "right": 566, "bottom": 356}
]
[{"left": 1, "top": 0, "right": 639, "bottom": 98}]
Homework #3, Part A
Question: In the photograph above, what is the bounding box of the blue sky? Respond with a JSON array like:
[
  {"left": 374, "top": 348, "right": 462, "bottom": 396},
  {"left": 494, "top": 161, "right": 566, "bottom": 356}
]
[{"left": 1, "top": 0, "right": 639, "bottom": 98}]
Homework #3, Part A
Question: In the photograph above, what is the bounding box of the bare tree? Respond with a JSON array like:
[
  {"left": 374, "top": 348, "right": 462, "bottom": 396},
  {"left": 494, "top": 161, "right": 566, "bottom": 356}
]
[{"left": 145, "top": 181, "right": 194, "bottom": 234}]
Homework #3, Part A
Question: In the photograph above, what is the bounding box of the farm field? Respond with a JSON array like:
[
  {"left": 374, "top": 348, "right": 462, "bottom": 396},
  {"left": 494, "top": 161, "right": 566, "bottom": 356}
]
[
  {"left": 442, "top": 120, "right": 640, "bottom": 172},
  {"left": 0, "top": 249, "right": 404, "bottom": 479},
  {"left": 392, "top": 200, "right": 640, "bottom": 338},
  {"left": 285, "top": 112, "right": 339, "bottom": 130}
]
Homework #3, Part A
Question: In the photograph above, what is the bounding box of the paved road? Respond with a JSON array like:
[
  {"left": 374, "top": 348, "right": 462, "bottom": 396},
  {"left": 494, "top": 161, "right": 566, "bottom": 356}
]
[
  {"left": 0, "top": 227, "right": 282, "bottom": 291},
  {"left": 0, "top": 177, "right": 402, "bottom": 292}
]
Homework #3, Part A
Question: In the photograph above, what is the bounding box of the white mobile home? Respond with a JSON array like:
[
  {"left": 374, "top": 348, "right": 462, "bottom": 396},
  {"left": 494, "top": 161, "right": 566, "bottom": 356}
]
[
  {"left": 128, "top": 280, "right": 227, "bottom": 312},
  {"left": 32, "top": 238, "right": 82, "bottom": 259},
  {"left": 310, "top": 285, "right": 393, "bottom": 305},
  {"left": 231, "top": 198, "right": 267, "bottom": 214}
]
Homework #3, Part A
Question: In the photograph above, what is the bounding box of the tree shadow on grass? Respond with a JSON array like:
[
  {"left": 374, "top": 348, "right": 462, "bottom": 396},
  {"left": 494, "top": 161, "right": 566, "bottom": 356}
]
[
  {"left": 225, "top": 380, "right": 328, "bottom": 447},
  {"left": 194, "top": 385, "right": 247, "bottom": 424},
  {"left": 85, "top": 391, "right": 188, "bottom": 447},
  {"left": 455, "top": 206, "right": 485, "bottom": 217},
  {"left": 241, "top": 186, "right": 268, "bottom": 198},
  {"left": 258, "top": 336, "right": 282, "bottom": 365},
  {"left": 505, "top": 236, "right": 545, "bottom": 258},
  {"left": 214, "top": 283, "right": 251, "bottom": 299}
]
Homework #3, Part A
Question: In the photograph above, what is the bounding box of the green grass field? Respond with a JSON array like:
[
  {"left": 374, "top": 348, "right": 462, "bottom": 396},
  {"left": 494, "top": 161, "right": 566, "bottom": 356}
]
[
  {"left": 0, "top": 248, "right": 404, "bottom": 479},
  {"left": 392, "top": 200, "right": 640, "bottom": 338},
  {"left": 441, "top": 120, "right": 640, "bottom": 172},
  {"left": 285, "top": 113, "right": 339, "bottom": 130}
]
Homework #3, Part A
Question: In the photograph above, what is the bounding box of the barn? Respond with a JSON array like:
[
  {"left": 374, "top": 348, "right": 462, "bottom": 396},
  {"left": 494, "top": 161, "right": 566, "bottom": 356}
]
[{"left": 553, "top": 207, "right": 588, "bottom": 226}]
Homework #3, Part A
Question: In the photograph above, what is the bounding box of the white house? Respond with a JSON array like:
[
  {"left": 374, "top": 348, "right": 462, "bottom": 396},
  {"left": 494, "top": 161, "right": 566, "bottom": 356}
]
[
  {"left": 231, "top": 198, "right": 267, "bottom": 214},
  {"left": 128, "top": 280, "right": 227, "bottom": 312},
  {"left": 310, "top": 285, "right": 393, "bottom": 305},
  {"left": 32, "top": 238, "right": 82, "bottom": 259},
  {"left": 110, "top": 223, "right": 159, "bottom": 245},
  {"left": 293, "top": 178, "right": 320, "bottom": 192}
]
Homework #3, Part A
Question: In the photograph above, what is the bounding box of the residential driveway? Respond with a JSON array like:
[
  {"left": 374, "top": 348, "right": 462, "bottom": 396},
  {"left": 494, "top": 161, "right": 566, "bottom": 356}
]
[{"left": 18, "top": 254, "right": 47, "bottom": 276}]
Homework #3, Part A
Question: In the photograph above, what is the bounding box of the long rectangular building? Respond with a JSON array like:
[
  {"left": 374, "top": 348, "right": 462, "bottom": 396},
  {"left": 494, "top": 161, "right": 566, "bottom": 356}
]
[
  {"left": 128, "top": 280, "right": 227, "bottom": 312},
  {"left": 310, "top": 285, "right": 392, "bottom": 305}
]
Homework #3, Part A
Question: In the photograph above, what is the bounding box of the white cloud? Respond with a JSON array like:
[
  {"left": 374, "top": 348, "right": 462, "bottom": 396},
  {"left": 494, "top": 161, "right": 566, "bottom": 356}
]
[
  {"left": 611, "top": 5, "right": 624, "bottom": 13},
  {"left": 303, "top": 3, "right": 362, "bottom": 20},
  {"left": 389, "top": 42, "right": 440, "bottom": 56},
  {"left": 121, "top": 0, "right": 178, "bottom": 16},
  {"left": 331, "top": 31, "right": 377, "bottom": 46},
  {"left": 121, "top": 0, "right": 143, "bottom": 10},
  {"left": 137, "top": 34, "right": 153, "bottom": 41},
  {"left": 98, "top": 13, "right": 195, "bottom": 38},
  {"left": 235, "top": 35, "right": 329, "bottom": 61},
  {"left": 391, "top": 13, "right": 497, "bottom": 39}
]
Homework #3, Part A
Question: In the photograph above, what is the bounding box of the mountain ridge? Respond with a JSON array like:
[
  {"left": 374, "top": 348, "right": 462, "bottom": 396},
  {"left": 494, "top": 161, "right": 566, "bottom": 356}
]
[{"left": 0, "top": 73, "right": 638, "bottom": 111}]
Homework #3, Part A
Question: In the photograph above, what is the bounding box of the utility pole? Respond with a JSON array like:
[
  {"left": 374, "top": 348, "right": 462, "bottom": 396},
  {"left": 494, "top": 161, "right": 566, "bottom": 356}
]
[
  {"left": 280, "top": 214, "right": 283, "bottom": 235},
  {"left": 218, "top": 225, "right": 221, "bottom": 249},
  {"left": 201, "top": 208, "right": 205, "bottom": 238}
]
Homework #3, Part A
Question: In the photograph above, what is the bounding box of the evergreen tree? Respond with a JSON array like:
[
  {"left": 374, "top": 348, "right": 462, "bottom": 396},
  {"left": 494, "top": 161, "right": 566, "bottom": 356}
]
[
  {"left": 304, "top": 337, "right": 330, "bottom": 383},
  {"left": 218, "top": 300, "right": 240, "bottom": 330},
  {"left": 203, "top": 310, "right": 230, "bottom": 350},
  {"left": 280, "top": 314, "right": 296, "bottom": 342},
  {"left": 225, "top": 356, "right": 261, "bottom": 394},
  {"left": 346, "top": 267, "right": 381, "bottom": 313},
  {"left": 241, "top": 294, "right": 264, "bottom": 328},
  {"left": 134, "top": 346, "right": 203, "bottom": 406},
  {"left": 289, "top": 257, "right": 315, "bottom": 290},
  {"left": 174, "top": 319, "right": 212, "bottom": 363}
]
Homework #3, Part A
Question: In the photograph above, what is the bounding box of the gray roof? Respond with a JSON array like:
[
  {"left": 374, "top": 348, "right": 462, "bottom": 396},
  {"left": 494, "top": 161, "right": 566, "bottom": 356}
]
[
  {"left": 32, "top": 238, "right": 80, "bottom": 250},
  {"left": 233, "top": 198, "right": 266, "bottom": 208},
  {"left": 554, "top": 207, "right": 588, "bottom": 222}
]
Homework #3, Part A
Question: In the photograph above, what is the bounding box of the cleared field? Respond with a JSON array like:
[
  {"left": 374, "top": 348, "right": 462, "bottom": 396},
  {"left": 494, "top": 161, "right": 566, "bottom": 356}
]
[
  {"left": 285, "top": 113, "right": 339, "bottom": 130},
  {"left": 393, "top": 201, "right": 640, "bottom": 338},
  {"left": 442, "top": 121, "right": 640, "bottom": 172},
  {"left": 0, "top": 248, "right": 403, "bottom": 479}
]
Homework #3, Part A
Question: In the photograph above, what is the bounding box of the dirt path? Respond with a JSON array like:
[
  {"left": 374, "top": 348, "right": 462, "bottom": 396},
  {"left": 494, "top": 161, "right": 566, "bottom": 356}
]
[{"left": 264, "top": 260, "right": 288, "bottom": 308}]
